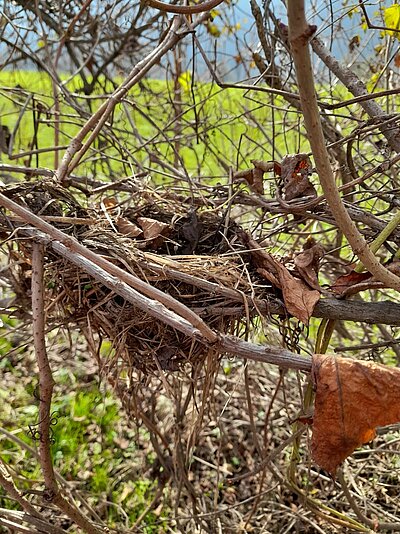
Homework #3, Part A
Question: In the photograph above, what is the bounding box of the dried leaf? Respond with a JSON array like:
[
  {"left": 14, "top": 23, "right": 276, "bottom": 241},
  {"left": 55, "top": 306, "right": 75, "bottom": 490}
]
[
  {"left": 312, "top": 354, "right": 400, "bottom": 475},
  {"left": 233, "top": 168, "right": 264, "bottom": 194},
  {"left": 102, "top": 197, "right": 117, "bottom": 209},
  {"left": 274, "top": 261, "right": 320, "bottom": 324},
  {"left": 348, "top": 35, "right": 360, "bottom": 52},
  {"left": 137, "top": 217, "right": 170, "bottom": 240},
  {"left": 251, "top": 167, "right": 264, "bottom": 195},
  {"left": 330, "top": 261, "right": 400, "bottom": 297},
  {"left": 240, "top": 232, "right": 320, "bottom": 324},
  {"left": 116, "top": 217, "right": 142, "bottom": 238},
  {"left": 331, "top": 270, "right": 372, "bottom": 296},
  {"left": 280, "top": 154, "right": 316, "bottom": 201},
  {"left": 294, "top": 239, "right": 325, "bottom": 290},
  {"left": 257, "top": 267, "right": 280, "bottom": 288}
]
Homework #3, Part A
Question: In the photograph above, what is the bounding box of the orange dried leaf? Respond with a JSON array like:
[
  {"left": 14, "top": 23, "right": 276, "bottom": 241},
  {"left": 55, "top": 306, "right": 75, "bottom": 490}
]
[
  {"left": 311, "top": 354, "right": 400, "bottom": 475},
  {"left": 137, "top": 217, "right": 170, "bottom": 240},
  {"left": 117, "top": 217, "right": 142, "bottom": 238}
]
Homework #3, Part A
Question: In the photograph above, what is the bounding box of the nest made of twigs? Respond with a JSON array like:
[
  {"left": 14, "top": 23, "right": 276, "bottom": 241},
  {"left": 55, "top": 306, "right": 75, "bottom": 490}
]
[{"left": 2, "top": 180, "right": 273, "bottom": 375}]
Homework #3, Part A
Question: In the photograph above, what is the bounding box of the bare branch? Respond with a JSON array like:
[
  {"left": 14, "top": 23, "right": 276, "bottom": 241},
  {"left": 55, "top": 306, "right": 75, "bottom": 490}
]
[
  {"left": 287, "top": 0, "right": 400, "bottom": 292},
  {"left": 56, "top": 16, "right": 184, "bottom": 182},
  {"left": 31, "top": 243, "right": 102, "bottom": 534},
  {"left": 0, "top": 460, "right": 44, "bottom": 521},
  {"left": 310, "top": 36, "right": 400, "bottom": 153},
  {"left": 145, "top": 0, "right": 225, "bottom": 14}
]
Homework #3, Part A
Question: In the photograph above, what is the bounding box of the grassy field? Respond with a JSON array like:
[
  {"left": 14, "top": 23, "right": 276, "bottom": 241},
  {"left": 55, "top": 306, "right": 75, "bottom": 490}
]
[
  {"left": 0, "top": 70, "right": 310, "bottom": 178},
  {"left": 0, "top": 316, "right": 166, "bottom": 531}
]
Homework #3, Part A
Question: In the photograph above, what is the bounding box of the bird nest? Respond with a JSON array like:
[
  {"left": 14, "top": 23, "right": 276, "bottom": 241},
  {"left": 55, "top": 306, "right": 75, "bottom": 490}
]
[{"left": 1, "top": 180, "right": 275, "bottom": 375}]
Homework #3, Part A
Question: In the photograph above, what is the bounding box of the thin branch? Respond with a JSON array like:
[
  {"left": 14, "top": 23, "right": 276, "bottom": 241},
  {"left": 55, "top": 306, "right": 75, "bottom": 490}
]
[
  {"left": 55, "top": 16, "right": 184, "bottom": 182},
  {"left": 287, "top": 0, "right": 400, "bottom": 292},
  {"left": 145, "top": 0, "right": 225, "bottom": 13},
  {"left": 0, "top": 508, "right": 67, "bottom": 534},
  {"left": 0, "top": 460, "right": 44, "bottom": 521},
  {"left": 31, "top": 243, "right": 102, "bottom": 534},
  {"left": 310, "top": 36, "right": 400, "bottom": 153}
]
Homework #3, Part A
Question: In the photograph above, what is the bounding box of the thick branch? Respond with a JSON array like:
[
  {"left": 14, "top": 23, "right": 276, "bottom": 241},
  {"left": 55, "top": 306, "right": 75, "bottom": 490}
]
[{"left": 287, "top": 1, "right": 400, "bottom": 292}]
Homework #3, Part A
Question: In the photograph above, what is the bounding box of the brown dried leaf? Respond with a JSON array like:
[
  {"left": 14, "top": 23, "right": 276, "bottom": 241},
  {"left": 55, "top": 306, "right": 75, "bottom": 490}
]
[
  {"left": 102, "top": 197, "right": 117, "bottom": 209},
  {"left": 233, "top": 168, "right": 264, "bottom": 194},
  {"left": 331, "top": 261, "right": 400, "bottom": 297},
  {"left": 294, "top": 239, "right": 325, "bottom": 290},
  {"left": 239, "top": 232, "right": 279, "bottom": 276},
  {"left": 280, "top": 154, "right": 317, "bottom": 201},
  {"left": 331, "top": 270, "right": 372, "bottom": 296},
  {"left": 241, "top": 231, "right": 320, "bottom": 324},
  {"left": 116, "top": 217, "right": 142, "bottom": 238},
  {"left": 251, "top": 167, "right": 265, "bottom": 195},
  {"left": 274, "top": 262, "right": 320, "bottom": 324},
  {"left": 312, "top": 354, "right": 400, "bottom": 475},
  {"left": 137, "top": 217, "right": 170, "bottom": 240},
  {"left": 257, "top": 267, "right": 280, "bottom": 288}
]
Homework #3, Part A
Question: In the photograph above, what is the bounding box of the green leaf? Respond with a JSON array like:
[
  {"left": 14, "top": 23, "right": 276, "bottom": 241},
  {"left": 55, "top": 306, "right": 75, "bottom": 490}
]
[{"left": 384, "top": 4, "right": 400, "bottom": 38}]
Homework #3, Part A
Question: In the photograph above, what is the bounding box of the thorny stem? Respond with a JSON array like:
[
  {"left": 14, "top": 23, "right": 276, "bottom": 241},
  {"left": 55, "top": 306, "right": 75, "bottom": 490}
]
[
  {"left": 31, "top": 243, "right": 102, "bottom": 534},
  {"left": 287, "top": 0, "right": 400, "bottom": 292}
]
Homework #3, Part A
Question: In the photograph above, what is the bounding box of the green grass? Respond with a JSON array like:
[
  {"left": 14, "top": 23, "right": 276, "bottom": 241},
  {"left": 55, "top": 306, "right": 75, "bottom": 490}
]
[
  {"left": 0, "top": 70, "right": 310, "bottom": 178},
  {"left": 0, "top": 331, "right": 166, "bottom": 530}
]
